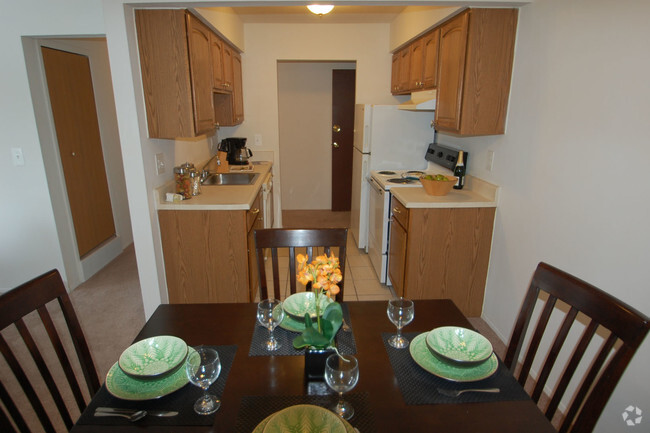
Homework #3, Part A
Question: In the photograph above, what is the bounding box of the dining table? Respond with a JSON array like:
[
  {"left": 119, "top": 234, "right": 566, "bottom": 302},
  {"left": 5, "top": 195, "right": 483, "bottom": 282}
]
[{"left": 71, "top": 299, "right": 556, "bottom": 432}]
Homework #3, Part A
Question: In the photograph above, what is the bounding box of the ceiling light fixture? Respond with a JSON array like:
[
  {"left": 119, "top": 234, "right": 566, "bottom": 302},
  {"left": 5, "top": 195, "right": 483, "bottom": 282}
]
[{"left": 307, "top": 5, "right": 334, "bottom": 16}]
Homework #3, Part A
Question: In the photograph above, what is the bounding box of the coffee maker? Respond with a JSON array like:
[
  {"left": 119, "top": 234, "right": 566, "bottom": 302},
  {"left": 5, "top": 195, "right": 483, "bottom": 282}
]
[{"left": 219, "top": 137, "right": 252, "bottom": 165}]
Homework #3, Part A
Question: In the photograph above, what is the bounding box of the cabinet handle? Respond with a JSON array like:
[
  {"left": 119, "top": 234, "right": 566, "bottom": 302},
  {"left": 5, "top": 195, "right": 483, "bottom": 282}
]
[
  {"left": 251, "top": 208, "right": 260, "bottom": 214},
  {"left": 332, "top": 142, "right": 339, "bottom": 148},
  {"left": 392, "top": 207, "right": 401, "bottom": 214}
]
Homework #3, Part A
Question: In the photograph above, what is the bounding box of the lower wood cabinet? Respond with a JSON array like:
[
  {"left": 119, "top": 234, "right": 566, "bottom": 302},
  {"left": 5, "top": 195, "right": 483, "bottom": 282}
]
[
  {"left": 388, "top": 198, "right": 495, "bottom": 317},
  {"left": 158, "top": 190, "right": 263, "bottom": 303}
]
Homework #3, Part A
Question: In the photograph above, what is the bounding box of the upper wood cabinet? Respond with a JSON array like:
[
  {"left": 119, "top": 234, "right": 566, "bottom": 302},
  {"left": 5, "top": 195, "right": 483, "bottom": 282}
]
[
  {"left": 187, "top": 14, "right": 216, "bottom": 136},
  {"left": 435, "top": 9, "right": 518, "bottom": 135},
  {"left": 232, "top": 52, "right": 244, "bottom": 124},
  {"left": 135, "top": 9, "right": 244, "bottom": 138},
  {"left": 390, "top": 8, "right": 517, "bottom": 136}
]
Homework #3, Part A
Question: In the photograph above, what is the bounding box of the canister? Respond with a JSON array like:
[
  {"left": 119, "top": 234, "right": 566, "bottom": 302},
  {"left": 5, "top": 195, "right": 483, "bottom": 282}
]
[
  {"left": 174, "top": 163, "right": 194, "bottom": 199},
  {"left": 189, "top": 168, "right": 201, "bottom": 196}
]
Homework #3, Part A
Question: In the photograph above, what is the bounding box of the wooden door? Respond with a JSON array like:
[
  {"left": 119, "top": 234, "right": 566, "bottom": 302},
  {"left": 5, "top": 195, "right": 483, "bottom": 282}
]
[
  {"left": 388, "top": 218, "right": 407, "bottom": 297},
  {"left": 222, "top": 45, "right": 234, "bottom": 91},
  {"left": 391, "top": 53, "right": 400, "bottom": 94},
  {"left": 187, "top": 13, "right": 215, "bottom": 135},
  {"left": 409, "top": 39, "right": 424, "bottom": 90},
  {"left": 397, "top": 48, "right": 411, "bottom": 93},
  {"left": 41, "top": 47, "right": 115, "bottom": 258},
  {"left": 331, "top": 69, "right": 356, "bottom": 212},
  {"left": 435, "top": 11, "right": 469, "bottom": 132},
  {"left": 421, "top": 29, "right": 440, "bottom": 89}
]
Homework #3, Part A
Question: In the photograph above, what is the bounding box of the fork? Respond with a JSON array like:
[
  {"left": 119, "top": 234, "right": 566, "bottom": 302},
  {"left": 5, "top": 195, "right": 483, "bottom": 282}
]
[{"left": 437, "top": 387, "right": 500, "bottom": 397}]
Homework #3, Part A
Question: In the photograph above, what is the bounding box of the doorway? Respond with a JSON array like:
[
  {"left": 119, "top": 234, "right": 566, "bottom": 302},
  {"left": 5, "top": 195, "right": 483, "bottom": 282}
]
[
  {"left": 277, "top": 61, "right": 356, "bottom": 215},
  {"left": 23, "top": 37, "right": 133, "bottom": 289}
]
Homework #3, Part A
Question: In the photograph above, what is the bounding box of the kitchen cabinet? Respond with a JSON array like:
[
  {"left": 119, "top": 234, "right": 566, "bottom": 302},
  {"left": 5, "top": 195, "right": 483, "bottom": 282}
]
[
  {"left": 420, "top": 29, "right": 440, "bottom": 89},
  {"left": 435, "top": 9, "right": 518, "bottom": 135},
  {"left": 408, "top": 39, "right": 424, "bottom": 91},
  {"left": 387, "top": 197, "right": 495, "bottom": 317},
  {"left": 135, "top": 9, "right": 244, "bottom": 137},
  {"left": 213, "top": 49, "right": 244, "bottom": 127},
  {"left": 232, "top": 51, "right": 244, "bottom": 124},
  {"left": 158, "top": 189, "right": 264, "bottom": 303},
  {"left": 390, "top": 47, "right": 411, "bottom": 94},
  {"left": 135, "top": 10, "right": 214, "bottom": 138}
]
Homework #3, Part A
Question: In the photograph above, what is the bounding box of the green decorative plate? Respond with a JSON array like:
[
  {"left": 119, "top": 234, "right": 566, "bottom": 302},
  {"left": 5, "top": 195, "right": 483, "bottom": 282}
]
[
  {"left": 283, "top": 292, "right": 334, "bottom": 320},
  {"left": 409, "top": 333, "right": 498, "bottom": 382},
  {"left": 426, "top": 326, "right": 493, "bottom": 365},
  {"left": 106, "top": 347, "right": 197, "bottom": 400},
  {"left": 259, "top": 404, "right": 351, "bottom": 433},
  {"left": 118, "top": 335, "right": 188, "bottom": 378}
]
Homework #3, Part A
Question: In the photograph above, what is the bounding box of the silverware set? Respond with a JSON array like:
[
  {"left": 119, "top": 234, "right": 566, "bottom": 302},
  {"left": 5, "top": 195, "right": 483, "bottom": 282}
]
[
  {"left": 94, "top": 407, "right": 178, "bottom": 421},
  {"left": 437, "top": 387, "right": 500, "bottom": 397}
]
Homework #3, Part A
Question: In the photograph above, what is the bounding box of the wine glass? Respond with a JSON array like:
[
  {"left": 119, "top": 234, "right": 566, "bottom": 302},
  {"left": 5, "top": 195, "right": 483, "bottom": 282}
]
[
  {"left": 257, "top": 299, "right": 285, "bottom": 351},
  {"left": 324, "top": 354, "right": 359, "bottom": 420},
  {"left": 185, "top": 346, "right": 222, "bottom": 415},
  {"left": 387, "top": 298, "right": 415, "bottom": 349}
]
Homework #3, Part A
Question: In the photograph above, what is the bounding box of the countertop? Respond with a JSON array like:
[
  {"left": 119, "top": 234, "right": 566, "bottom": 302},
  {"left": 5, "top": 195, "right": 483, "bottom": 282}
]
[
  {"left": 390, "top": 175, "right": 499, "bottom": 208},
  {"left": 155, "top": 161, "right": 272, "bottom": 211}
]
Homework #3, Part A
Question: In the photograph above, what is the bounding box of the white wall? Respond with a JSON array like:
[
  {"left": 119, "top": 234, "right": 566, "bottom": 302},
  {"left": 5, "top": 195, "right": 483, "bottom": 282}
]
[
  {"left": 439, "top": 0, "right": 650, "bottom": 430},
  {"left": 277, "top": 62, "right": 355, "bottom": 210},
  {"left": 0, "top": 0, "right": 106, "bottom": 291},
  {"left": 389, "top": 6, "right": 462, "bottom": 51}
]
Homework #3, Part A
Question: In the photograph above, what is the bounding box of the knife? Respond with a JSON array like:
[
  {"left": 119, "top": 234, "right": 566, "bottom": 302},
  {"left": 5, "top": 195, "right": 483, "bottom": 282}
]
[{"left": 95, "top": 407, "right": 179, "bottom": 417}]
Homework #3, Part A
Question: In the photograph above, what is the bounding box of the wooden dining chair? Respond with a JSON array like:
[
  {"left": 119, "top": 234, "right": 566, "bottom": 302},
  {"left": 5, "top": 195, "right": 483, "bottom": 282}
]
[
  {"left": 254, "top": 228, "right": 348, "bottom": 302},
  {"left": 504, "top": 262, "right": 650, "bottom": 433},
  {"left": 0, "top": 269, "right": 100, "bottom": 433}
]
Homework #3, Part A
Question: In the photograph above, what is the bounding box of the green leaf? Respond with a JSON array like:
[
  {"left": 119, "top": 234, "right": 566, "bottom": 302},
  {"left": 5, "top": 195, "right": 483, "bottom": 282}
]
[{"left": 292, "top": 302, "right": 343, "bottom": 349}]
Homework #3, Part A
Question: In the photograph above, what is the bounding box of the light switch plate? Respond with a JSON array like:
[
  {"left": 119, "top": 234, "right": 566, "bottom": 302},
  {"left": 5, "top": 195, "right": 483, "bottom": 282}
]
[
  {"left": 254, "top": 134, "right": 262, "bottom": 147},
  {"left": 155, "top": 153, "right": 165, "bottom": 175}
]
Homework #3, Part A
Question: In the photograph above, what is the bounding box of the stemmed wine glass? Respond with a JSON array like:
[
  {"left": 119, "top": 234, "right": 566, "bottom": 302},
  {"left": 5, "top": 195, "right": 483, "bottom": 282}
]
[
  {"left": 324, "top": 354, "right": 359, "bottom": 420},
  {"left": 257, "top": 299, "right": 285, "bottom": 351},
  {"left": 185, "top": 346, "right": 222, "bottom": 415},
  {"left": 387, "top": 298, "right": 415, "bottom": 349}
]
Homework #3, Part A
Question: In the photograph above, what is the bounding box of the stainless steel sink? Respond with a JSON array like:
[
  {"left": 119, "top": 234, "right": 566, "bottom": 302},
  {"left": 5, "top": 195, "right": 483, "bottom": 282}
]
[{"left": 201, "top": 172, "right": 259, "bottom": 186}]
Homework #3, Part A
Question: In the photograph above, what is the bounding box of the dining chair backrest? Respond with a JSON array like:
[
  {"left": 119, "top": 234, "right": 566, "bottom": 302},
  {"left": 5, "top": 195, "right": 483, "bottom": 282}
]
[
  {"left": 254, "top": 228, "right": 348, "bottom": 302},
  {"left": 0, "top": 269, "right": 100, "bottom": 433},
  {"left": 504, "top": 262, "right": 650, "bottom": 433}
]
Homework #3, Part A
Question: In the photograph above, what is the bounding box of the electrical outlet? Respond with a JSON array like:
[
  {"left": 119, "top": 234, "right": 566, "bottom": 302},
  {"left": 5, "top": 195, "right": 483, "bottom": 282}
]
[
  {"left": 486, "top": 150, "right": 495, "bottom": 172},
  {"left": 155, "top": 153, "right": 166, "bottom": 175},
  {"left": 11, "top": 148, "right": 25, "bottom": 166},
  {"left": 254, "top": 134, "right": 262, "bottom": 147}
]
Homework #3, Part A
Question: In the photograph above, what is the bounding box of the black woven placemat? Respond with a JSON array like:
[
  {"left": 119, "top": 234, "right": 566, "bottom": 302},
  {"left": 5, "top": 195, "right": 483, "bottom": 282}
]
[
  {"left": 382, "top": 332, "right": 530, "bottom": 405},
  {"left": 249, "top": 303, "right": 356, "bottom": 356},
  {"left": 236, "top": 393, "right": 374, "bottom": 432},
  {"left": 76, "top": 345, "right": 237, "bottom": 426}
]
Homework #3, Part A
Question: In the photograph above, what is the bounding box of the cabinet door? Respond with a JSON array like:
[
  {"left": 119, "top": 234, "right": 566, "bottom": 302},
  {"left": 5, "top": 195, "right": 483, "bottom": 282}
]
[
  {"left": 247, "top": 191, "right": 263, "bottom": 301},
  {"left": 222, "top": 44, "right": 234, "bottom": 92},
  {"left": 388, "top": 217, "right": 407, "bottom": 297},
  {"left": 391, "top": 53, "right": 400, "bottom": 94},
  {"left": 409, "top": 39, "right": 424, "bottom": 90},
  {"left": 232, "top": 51, "right": 244, "bottom": 124},
  {"left": 397, "top": 48, "right": 411, "bottom": 93},
  {"left": 187, "top": 14, "right": 215, "bottom": 135},
  {"left": 435, "top": 11, "right": 469, "bottom": 132},
  {"left": 210, "top": 33, "right": 224, "bottom": 90},
  {"left": 421, "top": 29, "right": 440, "bottom": 89}
]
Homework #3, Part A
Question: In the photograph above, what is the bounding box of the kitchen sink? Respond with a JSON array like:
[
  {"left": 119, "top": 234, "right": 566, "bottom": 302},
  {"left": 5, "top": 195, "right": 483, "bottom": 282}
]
[{"left": 201, "top": 172, "right": 259, "bottom": 186}]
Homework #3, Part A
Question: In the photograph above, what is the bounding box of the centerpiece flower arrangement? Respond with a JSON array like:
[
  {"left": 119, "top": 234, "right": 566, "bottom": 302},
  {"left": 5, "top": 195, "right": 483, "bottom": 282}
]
[{"left": 292, "top": 253, "right": 344, "bottom": 350}]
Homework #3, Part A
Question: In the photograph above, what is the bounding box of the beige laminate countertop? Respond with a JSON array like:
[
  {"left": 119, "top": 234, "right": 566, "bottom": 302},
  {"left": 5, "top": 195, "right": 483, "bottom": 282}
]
[
  {"left": 390, "top": 175, "right": 499, "bottom": 208},
  {"left": 155, "top": 161, "right": 272, "bottom": 211}
]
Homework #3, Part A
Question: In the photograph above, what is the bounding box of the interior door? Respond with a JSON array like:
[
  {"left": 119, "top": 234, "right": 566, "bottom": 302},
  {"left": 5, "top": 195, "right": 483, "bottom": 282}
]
[
  {"left": 41, "top": 47, "right": 116, "bottom": 257},
  {"left": 331, "top": 69, "right": 356, "bottom": 211}
]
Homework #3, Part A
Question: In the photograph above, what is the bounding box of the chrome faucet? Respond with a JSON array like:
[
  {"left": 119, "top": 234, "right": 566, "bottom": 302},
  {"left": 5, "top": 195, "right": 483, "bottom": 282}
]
[{"left": 201, "top": 153, "right": 220, "bottom": 179}]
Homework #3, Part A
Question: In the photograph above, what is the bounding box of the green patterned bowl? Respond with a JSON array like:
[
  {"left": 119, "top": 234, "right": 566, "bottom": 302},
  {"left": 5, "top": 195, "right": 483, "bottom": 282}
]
[
  {"left": 283, "top": 292, "right": 334, "bottom": 320},
  {"left": 257, "top": 404, "right": 352, "bottom": 433},
  {"left": 425, "top": 326, "right": 493, "bottom": 365},
  {"left": 118, "top": 335, "right": 188, "bottom": 378}
]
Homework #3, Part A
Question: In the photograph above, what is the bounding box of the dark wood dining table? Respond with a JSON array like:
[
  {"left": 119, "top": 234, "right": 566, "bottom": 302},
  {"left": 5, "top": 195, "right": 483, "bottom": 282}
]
[{"left": 71, "top": 300, "right": 555, "bottom": 432}]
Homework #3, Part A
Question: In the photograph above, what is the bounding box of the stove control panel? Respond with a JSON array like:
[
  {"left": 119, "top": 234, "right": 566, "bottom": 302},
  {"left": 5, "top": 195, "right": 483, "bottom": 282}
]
[{"left": 425, "top": 143, "right": 468, "bottom": 171}]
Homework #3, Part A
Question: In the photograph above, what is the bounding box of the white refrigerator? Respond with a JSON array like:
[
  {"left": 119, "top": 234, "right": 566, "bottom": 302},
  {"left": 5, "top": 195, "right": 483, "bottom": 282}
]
[{"left": 350, "top": 104, "right": 435, "bottom": 250}]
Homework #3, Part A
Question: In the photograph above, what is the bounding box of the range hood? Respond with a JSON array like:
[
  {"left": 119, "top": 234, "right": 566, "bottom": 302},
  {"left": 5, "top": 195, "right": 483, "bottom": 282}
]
[{"left": 397, "top": 89, "right": 437, "bottom": 111}]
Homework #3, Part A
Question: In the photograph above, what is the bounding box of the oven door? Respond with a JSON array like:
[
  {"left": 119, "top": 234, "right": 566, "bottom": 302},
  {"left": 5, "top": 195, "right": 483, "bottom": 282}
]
[{"left": 367, "top": 176, "right": 389, "bottom": 283}]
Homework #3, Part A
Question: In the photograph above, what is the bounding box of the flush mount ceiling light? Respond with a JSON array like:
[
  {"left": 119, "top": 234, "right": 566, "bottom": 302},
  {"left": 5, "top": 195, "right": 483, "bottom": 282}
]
[{"left": 307, "top": 5, "right": 334, "bottom": 16}]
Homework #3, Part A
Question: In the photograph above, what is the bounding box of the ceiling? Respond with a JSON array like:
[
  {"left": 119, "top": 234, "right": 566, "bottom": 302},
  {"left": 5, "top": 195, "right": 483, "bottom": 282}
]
[{"left": 223, "top": 6, "right": 413, "bottom": 24}]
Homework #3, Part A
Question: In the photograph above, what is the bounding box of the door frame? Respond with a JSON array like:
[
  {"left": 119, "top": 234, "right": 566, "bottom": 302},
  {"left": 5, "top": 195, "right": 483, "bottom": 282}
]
[{"left": 23, "top": 36, "right": 133, "bottom": 290}]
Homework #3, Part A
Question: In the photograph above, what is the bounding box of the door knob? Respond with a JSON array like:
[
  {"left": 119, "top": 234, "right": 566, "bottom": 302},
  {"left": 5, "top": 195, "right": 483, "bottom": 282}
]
[
  {"left": 332, "top": 125, "right": 341, "bottom": 132},
  {"left": 332, "top": 142, "right": 340, "bottom": 148}
]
